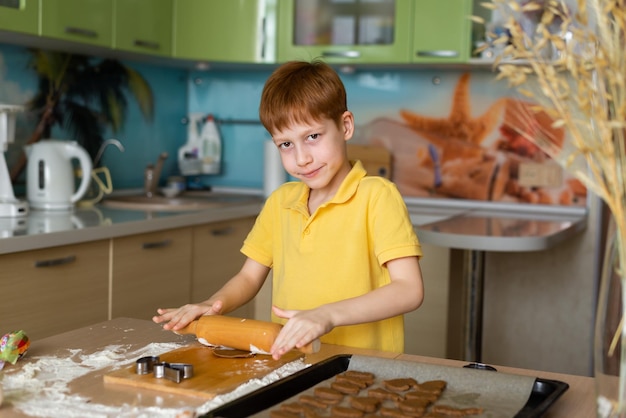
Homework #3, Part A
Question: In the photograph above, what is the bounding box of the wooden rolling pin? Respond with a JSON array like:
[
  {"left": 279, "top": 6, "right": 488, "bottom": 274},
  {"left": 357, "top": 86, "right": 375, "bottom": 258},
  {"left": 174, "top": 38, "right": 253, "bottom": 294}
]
[{"left": 175, "top": 315, "right": 320, "bottom": 354}]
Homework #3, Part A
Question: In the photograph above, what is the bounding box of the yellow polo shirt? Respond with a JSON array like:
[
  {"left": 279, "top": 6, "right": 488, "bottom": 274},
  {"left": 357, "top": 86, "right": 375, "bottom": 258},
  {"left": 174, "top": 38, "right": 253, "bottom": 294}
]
[{"left": 241, "top": 161, "right": 422, "bottom": 352}]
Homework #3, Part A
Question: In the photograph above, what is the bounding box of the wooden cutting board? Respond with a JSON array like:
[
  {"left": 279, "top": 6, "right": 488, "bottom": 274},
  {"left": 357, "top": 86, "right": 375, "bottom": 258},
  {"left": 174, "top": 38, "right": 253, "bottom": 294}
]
[{"left": 103, "top": 343, "right": 304, "bottom": 399}]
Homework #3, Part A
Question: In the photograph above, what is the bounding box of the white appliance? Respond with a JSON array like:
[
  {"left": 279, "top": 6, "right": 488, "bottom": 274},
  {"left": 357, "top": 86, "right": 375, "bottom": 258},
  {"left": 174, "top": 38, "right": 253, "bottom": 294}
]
[
  {"left": 25, "top": 140, "right": 92, "bottom": 210},
  {"left": 0, "top": 104, "right": 28, "bottom": 218}
]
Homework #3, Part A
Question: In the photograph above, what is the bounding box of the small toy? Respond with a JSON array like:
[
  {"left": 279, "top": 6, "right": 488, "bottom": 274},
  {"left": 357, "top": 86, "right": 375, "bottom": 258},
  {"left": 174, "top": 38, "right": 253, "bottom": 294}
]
[{"left": 0, "top": 330, "right": 30, "bottom": 370}]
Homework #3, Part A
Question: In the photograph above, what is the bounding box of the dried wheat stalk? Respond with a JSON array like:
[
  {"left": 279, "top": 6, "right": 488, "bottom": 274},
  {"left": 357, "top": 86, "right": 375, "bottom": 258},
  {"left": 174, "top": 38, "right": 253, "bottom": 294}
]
[
  {"left": 475, "top": 0, "right": 626, "bottom": 413},
  {"left": 475, "top": 0, "right": 626, "bottom": 269}
]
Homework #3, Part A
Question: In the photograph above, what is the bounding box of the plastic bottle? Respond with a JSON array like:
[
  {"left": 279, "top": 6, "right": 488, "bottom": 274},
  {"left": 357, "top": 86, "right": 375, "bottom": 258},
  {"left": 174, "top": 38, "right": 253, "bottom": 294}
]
[
  {"left": 200, "top": 114, "right": 222, "bottom": 174},
  {"left": 178, "top": 113, "right": 204, "bottom": 175}
]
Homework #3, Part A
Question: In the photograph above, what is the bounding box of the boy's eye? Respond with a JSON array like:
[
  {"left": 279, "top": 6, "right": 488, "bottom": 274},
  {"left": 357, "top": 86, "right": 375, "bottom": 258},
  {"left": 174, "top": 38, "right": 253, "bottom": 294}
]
[
  {"left": 278, "top": 141, "right": 292, "bottom": 149},
  {"left": 307, "top": 133, "right": 320, "bottom": 140}
]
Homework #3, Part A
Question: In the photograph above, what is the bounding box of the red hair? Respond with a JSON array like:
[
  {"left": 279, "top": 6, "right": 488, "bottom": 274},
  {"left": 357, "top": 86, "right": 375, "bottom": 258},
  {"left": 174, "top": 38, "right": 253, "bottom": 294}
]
[{"left": 259, "top": 60, "right": 348, "bottom": 134}]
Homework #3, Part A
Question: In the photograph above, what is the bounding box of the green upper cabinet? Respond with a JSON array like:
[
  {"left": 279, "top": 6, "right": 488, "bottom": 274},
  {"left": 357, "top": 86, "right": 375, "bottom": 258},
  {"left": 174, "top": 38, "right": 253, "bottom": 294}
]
[
  {"left": 277, "top": 0, "right": 412, "bottom": 64},
  {"left": 41, "top": 0, "right": 113, "bottom": 48},
  {"left": 411, "top": 0, "right": 472, "bottom": 63},
  {"left": 173, "top": 0, "right": 277, "bottom": 63},
  {"left": 114, "top": 0, "right": 172, "bottom": 56},
  {"left": 0, "top": 0, "right": 40, "bottom": 35}
]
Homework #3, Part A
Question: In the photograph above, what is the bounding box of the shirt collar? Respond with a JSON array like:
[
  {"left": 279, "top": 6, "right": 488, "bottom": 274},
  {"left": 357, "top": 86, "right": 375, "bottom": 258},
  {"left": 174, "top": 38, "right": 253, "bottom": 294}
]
[{"left": 284, "top": 160, "right": 367, "bottom": 212}]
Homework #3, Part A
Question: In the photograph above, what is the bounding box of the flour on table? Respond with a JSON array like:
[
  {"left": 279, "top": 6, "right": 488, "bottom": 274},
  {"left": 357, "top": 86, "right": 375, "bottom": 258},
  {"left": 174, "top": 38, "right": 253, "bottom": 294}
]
[
  {"left": 196, "top": 359, "right": 310, "bottom": 414},
  {"left": 1, "top": 342, "right": 189, "bottom": 417},
  {"left": 0, "top": 340, "right": 310, "bottom": 417}
]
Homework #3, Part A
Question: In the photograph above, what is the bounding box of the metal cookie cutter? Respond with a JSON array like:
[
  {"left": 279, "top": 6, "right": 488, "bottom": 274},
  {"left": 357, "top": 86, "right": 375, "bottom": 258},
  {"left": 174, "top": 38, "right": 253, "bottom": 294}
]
[
  {"left": 135, "top": 356, "right": 160, "bottom": 375},
  {"left": 153, "top": 362, "right": 194, "bottom": 383}
]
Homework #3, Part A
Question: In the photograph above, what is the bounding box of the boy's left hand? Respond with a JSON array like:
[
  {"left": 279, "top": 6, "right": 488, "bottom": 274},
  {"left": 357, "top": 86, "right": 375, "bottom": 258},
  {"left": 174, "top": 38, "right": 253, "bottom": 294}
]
[{"left": 270, "top": 305, "right": 332, "bottom": 360}]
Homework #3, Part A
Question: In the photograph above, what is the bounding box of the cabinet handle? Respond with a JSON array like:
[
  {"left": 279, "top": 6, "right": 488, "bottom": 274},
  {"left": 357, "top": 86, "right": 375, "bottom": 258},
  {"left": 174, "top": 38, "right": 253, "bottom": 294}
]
[
  {"left": 142, "top": 239, "right": 173, "bottom": 249},
  {"left": 322, "top": 50, "right": 361, "bottom": 59},
  {"left": 65, "top": 27, "right": 98, "bottom": 38},
  {"left": 415, "top": 50, "right": 459, "bottom": 58},
  {"left": 210, "top": 226, "right": 234, "bottom": 236},
  {"left": 34, "top": 255, "right": 77, "bottom": 268},
  {"left": 260, "top": 16, "right": 266, "bottom": 59},
  {"left": 133, "top": 39, "right": 160, "bottom": 50}
]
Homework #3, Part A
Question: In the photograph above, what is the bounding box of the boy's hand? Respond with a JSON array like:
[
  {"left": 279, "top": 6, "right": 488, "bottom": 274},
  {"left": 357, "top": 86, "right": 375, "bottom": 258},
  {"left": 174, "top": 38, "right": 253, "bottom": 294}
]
[
  {"left": 152, "top": 300, "right": 223, "bottom": 331},
  {"left": 270, "top": 305, "right": 332, "bottom": 360}
]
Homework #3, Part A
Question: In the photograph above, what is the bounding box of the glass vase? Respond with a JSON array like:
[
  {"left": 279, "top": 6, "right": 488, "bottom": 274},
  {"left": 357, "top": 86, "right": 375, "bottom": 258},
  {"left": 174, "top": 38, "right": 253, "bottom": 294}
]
[{"left": 596, "top": 215, "right": 626, "bottom": 417}]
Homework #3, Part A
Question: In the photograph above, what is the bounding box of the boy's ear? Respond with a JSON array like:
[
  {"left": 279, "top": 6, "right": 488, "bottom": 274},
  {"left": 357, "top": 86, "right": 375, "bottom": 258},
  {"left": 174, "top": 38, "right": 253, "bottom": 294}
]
[{"left": 342, "top": 111, "right": 355, "bottom": 140}]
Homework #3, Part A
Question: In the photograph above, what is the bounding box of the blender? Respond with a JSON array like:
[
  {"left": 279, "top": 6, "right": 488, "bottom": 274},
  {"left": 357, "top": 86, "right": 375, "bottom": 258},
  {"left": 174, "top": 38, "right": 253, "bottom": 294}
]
[{"left": 0, "top": 104, "right": 28, "bottom": 218}]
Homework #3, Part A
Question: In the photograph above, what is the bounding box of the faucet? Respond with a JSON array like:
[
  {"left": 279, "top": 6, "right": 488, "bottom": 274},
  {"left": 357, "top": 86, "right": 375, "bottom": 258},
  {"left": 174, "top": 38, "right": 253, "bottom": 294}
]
[
  {"left": 94, "top": 138, "right": 125, "bottom": 166},
  {"left": 145, "top": 152, "right": 168, "bottom": 197}
]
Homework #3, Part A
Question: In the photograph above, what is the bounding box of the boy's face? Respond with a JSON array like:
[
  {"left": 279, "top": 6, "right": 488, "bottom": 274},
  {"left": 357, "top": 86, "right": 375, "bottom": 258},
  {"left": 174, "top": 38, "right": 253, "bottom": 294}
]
[{"left": 271, "top": 111, "right": 354, "bottom": 196}]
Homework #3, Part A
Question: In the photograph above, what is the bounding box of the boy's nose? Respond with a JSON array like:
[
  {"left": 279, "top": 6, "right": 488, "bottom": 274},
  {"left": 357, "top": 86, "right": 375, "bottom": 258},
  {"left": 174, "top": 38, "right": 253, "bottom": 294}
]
[{"left": 295, "top": 147, "right": 312, "bottom": 166}]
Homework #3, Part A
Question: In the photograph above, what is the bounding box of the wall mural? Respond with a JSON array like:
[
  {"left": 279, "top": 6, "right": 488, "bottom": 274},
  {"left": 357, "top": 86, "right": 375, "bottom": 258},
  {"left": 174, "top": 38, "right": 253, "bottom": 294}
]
[
  {"left": 351, "top": 72, "right": 586, "bottom": 207},
  {"left": 0, "top": 41, "right": 588, "bottom": 206}
]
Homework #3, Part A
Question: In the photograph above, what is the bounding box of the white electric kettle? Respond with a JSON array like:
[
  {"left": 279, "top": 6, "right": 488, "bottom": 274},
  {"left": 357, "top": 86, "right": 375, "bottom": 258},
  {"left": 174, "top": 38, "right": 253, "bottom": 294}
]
[{"left": 25, "top": 140, "right": 92, "bottom": 210}]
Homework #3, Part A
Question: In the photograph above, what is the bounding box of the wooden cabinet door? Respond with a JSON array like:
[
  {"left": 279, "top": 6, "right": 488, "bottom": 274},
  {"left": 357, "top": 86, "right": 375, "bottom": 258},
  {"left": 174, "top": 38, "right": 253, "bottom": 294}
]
[
  {"left": 41, "top": 0, "right": 113, "bottom": 47},
  {"left": 112, "top": 228, "right": 192, "bottom": 320},
  {"left": 0, "top": 240, "right": 109, "bottom": 340},
  {"left": 0, "top": 0, "right": 39, "bottom": 34},
  {"left": 277, "top": 0, "right": 412, "bottom": 64},
  {"left": 411, "top": 0, "right": 472, "bottom": 63},
  {"left": 192, "top": 217, "right": 255, "bottom": 318},
  {"left": 173, "top": 0, "right": 276, "bottom": 63},
  {"left": 114, "top": 0, "right": 172, "bottom": 56}
]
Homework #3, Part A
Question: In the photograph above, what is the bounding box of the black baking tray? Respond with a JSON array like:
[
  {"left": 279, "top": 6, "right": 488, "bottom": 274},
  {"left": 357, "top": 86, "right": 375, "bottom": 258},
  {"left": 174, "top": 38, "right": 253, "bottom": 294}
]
[{"left": 203, "top": 354, "right": 569, "bottom": 418}]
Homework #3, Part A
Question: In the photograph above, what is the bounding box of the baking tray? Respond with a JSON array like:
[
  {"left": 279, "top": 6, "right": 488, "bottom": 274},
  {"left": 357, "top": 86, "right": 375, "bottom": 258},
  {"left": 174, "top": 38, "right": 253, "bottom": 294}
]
[{"left": 203, "top": 354, "right": 569, "bottom": 418}]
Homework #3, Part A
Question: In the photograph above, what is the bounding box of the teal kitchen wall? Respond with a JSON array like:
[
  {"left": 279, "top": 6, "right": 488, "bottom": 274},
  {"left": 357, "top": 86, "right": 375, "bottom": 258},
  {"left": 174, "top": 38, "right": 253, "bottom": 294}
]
[
  {"left": 0, "top": 43, "right": 188, "bottom": 192},
  {"left": 1, "top": 42, "right": 514, "bottom": 193}
]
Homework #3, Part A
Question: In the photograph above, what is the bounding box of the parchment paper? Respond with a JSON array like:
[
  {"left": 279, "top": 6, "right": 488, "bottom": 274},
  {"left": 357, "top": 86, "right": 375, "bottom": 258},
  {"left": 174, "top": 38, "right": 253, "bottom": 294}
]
[{"left": 253, "top": 355, "right": 539, "bottom": 417}]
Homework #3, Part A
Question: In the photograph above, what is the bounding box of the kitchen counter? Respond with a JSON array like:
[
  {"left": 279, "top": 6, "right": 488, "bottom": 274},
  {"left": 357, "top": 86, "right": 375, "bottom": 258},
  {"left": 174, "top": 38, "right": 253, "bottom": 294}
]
[
  {"left": 0, "top": 192, "right": 588, "bottom": 364},
  {"left": 0, "top": 191, "right": 589, "bottom": 365},
  {"left": 405, "top": 197, "right": 588, "bottom": 252},
  {"left": 0, "top": 192, "right": 588, "bottom": 256},
  {"left": 0, "top": 317, "right": 595, "bottom": 417},
  {"left": 0, "top": 198, "right": 265, "bottom": 255},
  {"left": 405, "top": 197, "right": 589, "bottom": 362}
]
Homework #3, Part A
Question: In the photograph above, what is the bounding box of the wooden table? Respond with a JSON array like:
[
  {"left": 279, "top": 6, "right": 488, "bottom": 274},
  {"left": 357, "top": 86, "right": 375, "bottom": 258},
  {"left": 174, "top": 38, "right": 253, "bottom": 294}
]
[{"left": 0, "top": 318, "right": 595, "bottom": 417}]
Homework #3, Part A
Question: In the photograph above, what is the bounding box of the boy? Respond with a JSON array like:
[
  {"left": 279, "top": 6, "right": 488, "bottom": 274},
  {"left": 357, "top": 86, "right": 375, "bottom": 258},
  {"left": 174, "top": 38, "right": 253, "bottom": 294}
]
[{"left": 153, "top": 60, "right": 424, "bottom": 359}]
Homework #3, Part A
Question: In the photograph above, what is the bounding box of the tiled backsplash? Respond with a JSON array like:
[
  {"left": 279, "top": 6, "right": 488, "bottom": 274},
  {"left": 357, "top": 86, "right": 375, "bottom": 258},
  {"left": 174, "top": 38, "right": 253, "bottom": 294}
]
[{"left": 1, "top": 43, "right": 582, "bottom": 207}]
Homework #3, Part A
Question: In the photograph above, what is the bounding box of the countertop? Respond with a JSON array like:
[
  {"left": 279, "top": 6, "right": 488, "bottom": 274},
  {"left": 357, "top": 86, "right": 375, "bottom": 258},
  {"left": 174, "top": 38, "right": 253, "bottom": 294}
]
[
  {"left": 0, "top": 317, "right": 595, "bottom": 417},
  {"left": 0, "top": 190, "right": 588, "bottom": 255},
  {"left": 0, "top": 195, "right": 265, "bottom": 255},
  {"left": 404, "top": 197, "right": 589, "bottom": 252}
]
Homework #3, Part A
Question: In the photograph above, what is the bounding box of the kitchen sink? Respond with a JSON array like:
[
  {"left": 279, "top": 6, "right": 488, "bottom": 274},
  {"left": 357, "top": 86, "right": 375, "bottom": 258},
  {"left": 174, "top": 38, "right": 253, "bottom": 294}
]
[{"left": 100, "top": 191, "right": 262, "bottom": 212}]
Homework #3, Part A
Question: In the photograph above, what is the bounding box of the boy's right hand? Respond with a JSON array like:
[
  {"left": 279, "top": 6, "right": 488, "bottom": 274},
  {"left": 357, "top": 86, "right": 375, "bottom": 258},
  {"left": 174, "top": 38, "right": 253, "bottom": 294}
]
[{"left": 152, "top": 300, "right": 224, "bottom": 331}]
